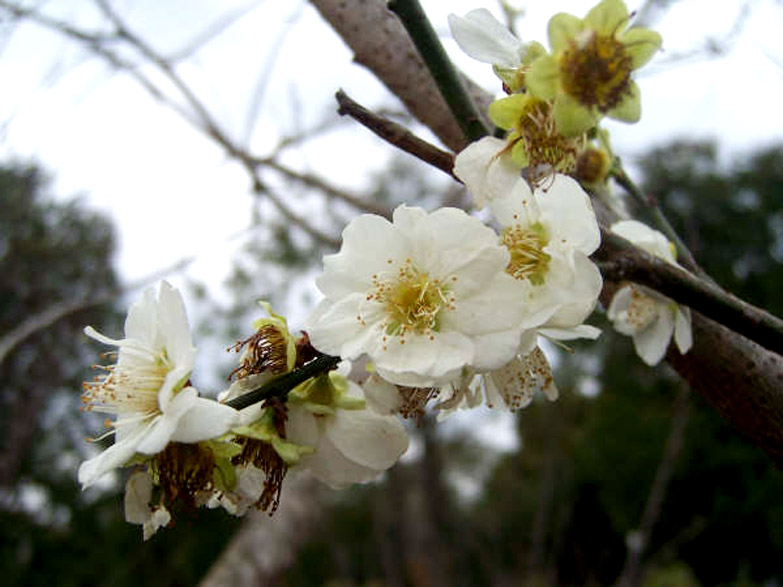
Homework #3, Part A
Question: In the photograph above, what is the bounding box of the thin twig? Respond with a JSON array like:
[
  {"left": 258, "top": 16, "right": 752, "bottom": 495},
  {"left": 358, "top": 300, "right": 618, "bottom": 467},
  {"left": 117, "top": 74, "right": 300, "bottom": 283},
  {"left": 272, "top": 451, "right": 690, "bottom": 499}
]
[
  {"left": 336, "top": 90, "right": 455, "bottom": 178},
  {"left": 225, "top": 354, "right": 341, "bottom": 410},
  {"left": 258, "top": 156, "right": 392, "bottom": 217}
]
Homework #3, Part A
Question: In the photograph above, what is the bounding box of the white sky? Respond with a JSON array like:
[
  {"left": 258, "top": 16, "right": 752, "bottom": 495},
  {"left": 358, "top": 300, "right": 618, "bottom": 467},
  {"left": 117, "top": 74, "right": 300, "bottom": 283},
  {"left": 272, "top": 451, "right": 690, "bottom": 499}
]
[{"left": 2, "top": 0, "right": 782, "bottom": 452}]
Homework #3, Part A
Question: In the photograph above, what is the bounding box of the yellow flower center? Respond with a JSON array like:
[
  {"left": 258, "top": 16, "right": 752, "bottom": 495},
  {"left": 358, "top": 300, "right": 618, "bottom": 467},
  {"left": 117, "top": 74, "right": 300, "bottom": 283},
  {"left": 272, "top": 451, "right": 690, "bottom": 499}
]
[
  {"left": 625, "top": 286, "right": 659, "bottom": 329},
  {"left": 501, "top": 222, "right": 551, "bottom": 285},
  {"left": 82, "top": 346, "right": 169, "bottom": 420},
  {"left": 510, "top": 98, "right": 581, "bottom": 179},
  {"left": 560, "top": 31, "right": 633, "bottom": 112},
  {"left": 365, "top": 259, "right": 455, "bottom": 341}
]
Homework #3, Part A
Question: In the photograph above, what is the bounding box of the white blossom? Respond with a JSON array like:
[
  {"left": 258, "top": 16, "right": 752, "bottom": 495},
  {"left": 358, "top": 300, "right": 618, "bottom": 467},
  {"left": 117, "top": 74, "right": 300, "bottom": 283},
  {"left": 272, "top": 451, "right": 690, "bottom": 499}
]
[
  {"left": 607, "top": 220, "right": 693, "bottom": 365},
  {"left": 307, "top": 205, "right": 530, "bottom": 387},
  {"left": 489, "top": 173, "right": 603, "bottom": 337},
  {"left": 79, "top": 281, "right": 238, "bottom": 488}
]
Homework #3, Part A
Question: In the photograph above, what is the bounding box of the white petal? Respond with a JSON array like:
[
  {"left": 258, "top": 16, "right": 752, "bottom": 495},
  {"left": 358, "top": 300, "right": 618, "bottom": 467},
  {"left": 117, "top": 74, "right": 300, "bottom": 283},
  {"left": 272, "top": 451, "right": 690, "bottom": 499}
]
[
  {"left": 124, "top": 470, "right": 154, "bottom": 524},
  {"left": 78, "top": 424, "right": 150, "bottom": 488},
  {"left": 448, "top": 9, "right": 522, "bottom": 67},
  {"left": 135, "top": 387, "right": 200, "bottom": 454},
  {"left": 537, "top": 175, "right": 601, "bottom": 255},
  {"left": 453, "top": 137, "right": 519, "bottom": 208},
  {"left": 317, "top": 214, "right": 409, "bottom": 299},
  {"left": 471, "top": 327, "right": 526, "bottom": 371},
  {"left": 123, "top": 286, "right": 158, "bottom": 344},
  {"left": 142, "top": 507, "right": 171, "bottom": 541},
  {"left": 611, "top": 220, "right": 675, "bottom": 263},
  {"left": 156, "top": 281, "right": 196, "bottom": 369},
  {"left": 488, "top": 177, "right": 536, "bottom": 226},
  {"left": 447, "top": 272, "right": 528, "bottom": 334},
  {"left": 306, "top": 295, "right": 384, "bottom": 359},
  {"left": 362, "top": 374, "right": 402, "bottom": 415},
  {"left": 297, "top": 432, "right": 379, "bottom": 489},
  {"left": 169, "top": 396, "right": 239, "bottom": 444},
  {"left": 537, "top": 253, "right": 603, "bottom": 329},
  {"left": 326, "top": 409, "right": 408, "bottom": 471},
  {"left": 674, "top": 306, "right": 693, "bottom": 354},
  {"left": 374, "top": 331, "right": 474, "bottom": 387},
  {"left": 633, "top": 309, "right": 675, "bottom": 366},
  {"left": 539, "top": 324, "right": 601, "bottom": 341}
]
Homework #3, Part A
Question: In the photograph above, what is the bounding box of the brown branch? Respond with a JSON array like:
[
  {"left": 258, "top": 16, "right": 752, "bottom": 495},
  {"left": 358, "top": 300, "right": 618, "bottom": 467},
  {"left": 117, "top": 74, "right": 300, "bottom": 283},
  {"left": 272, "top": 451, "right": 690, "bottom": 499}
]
[
  {"left": 595, "top": 229, "right": 783, "bottom": 356},
  {"left": 335, "top": 90, "right": 456, "bottom": 179},
  {"left": 310, "top": 0, "right": 491, "bottom": 152}
]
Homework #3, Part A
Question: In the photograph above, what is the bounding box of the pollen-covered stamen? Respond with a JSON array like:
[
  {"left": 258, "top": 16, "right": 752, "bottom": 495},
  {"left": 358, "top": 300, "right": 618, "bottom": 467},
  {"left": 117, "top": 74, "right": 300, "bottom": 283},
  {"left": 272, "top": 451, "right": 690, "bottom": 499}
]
[
  {"left": 228, "top": 324, "right": 290, "bottom": 380},
  {"left": 625, "top": 286, "right": 659, "bottom": 329},
  {"left": 151, "top": 442, "right": 216, "bottom": 508},
  {"left": 511, "top": 98, "right": 581, "bottom": 179},
  {"left": 560, "top": 31, "right": 633, "bottom": 112},
  {"left": 367, "top": 259, "right": 455, "bottom": 338},
  {"left": 81, "top": 344, "right": 169, "bottom": 419},
  {"left": 500, "top": 222, "right": 551, "bottom": 285},
  {"left": 397, "top": 386, "right": 439, "bottom": 419}
]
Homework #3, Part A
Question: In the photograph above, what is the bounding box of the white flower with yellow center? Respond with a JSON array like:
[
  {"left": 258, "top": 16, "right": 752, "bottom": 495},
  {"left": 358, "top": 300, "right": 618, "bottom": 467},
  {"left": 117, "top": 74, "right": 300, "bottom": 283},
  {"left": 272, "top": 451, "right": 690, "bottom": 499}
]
[
  {"left": 607, "top": 220, "right": 693, "bottom": 365},
  {"left": 489, "top": 173, "right": 603, "bottom": 338},
  {"left": 306, "top": 205, "right": 530, "bottom": 387},
  {"left": 79, "top": 281, "right": 238, "bottom": 488}
]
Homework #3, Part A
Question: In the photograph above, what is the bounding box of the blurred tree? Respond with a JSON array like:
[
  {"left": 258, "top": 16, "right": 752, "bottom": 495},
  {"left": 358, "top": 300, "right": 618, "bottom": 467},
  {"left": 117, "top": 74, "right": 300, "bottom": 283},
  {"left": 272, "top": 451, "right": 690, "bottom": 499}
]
[{"left": 0, "top": 162, "right": 242, "bottom": 586}]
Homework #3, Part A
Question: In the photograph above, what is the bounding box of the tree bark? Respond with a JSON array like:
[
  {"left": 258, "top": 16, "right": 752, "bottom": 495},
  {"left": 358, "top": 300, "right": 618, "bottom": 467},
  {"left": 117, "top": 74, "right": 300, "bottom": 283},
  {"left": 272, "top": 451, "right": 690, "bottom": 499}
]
[{"left": 310, "top": 0, "right": 783, "bottom": 465}]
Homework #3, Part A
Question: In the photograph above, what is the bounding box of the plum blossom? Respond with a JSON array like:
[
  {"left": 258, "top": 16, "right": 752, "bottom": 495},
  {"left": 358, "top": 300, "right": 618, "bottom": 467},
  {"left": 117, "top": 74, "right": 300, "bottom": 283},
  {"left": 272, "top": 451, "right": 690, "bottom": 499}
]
[
  {"left": 79, "top": 281, "right": 238, "bottom": 488},
  {"left": 607, "top": 220, "right": 693, "bottom": 365},
  {"left": 306, "top": 205, "right": 530, "bottom": 387},
  {"left": 124, "top": 470, "right": 171, "bottom": 541}
]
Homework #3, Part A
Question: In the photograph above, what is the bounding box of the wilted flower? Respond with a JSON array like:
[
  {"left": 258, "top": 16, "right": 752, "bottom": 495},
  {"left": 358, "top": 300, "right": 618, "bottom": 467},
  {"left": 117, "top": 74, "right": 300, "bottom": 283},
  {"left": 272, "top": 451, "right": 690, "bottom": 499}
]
[
  {"left": 607, "top": 220, "right": 693, "bottom": 365},
  {"left": 78, "top": 281, "right": 238, "bottom": 488},
  {"left": 307, "top": 205, "right": 530, "bottom": 387},
  {"left": 526, "top": 0, "right": 662, "bottom": 136}
]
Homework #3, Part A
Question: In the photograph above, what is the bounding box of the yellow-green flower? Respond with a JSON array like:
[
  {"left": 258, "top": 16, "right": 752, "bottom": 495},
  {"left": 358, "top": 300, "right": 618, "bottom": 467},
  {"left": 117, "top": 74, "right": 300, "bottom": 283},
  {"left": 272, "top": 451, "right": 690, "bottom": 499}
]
[
  {"left": 526, "top": 0, "right": 662, "bottom": 136},
  {"left": 488, "top": 93, "right": 585, "bottom": 179}
]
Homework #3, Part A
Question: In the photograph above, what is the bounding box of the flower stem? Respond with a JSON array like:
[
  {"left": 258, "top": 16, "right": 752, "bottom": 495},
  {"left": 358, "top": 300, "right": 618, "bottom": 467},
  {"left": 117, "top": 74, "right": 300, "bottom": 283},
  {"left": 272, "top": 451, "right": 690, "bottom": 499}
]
[
  {"left": 225, "top": 354, "right": 341, "bottom": 410},
  {"left": 387, "top": 0, "right": 491, "bottom": 142}
]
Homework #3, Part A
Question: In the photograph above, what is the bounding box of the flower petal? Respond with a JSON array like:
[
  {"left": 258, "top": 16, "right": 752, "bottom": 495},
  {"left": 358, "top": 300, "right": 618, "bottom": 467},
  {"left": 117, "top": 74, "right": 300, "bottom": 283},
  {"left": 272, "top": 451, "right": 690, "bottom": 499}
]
[
  {"left": 633, "top": 308, "right": 675, "bottom": 366},
  {"left": 169, "top": 396, "right": 238, "bottom": 444},
  {"left": 448, "top": 9, "right": 522, "bottom": 68},
  {"left": 674, "top": 306, "right": 693, "bottom": 354},
  {"left": 326, "top": 408, "right": 408, "bottom": 471},
  {"left": 453, "top": 136, "right": 520, "bottom": 208}
]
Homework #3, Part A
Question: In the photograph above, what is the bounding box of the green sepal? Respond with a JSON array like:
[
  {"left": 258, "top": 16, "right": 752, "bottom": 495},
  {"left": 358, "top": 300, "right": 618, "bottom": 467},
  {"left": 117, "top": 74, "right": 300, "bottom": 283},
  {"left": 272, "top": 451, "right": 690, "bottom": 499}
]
[
  {"left": 526, "top": 55, "right": 560, "bottom": 101},
  {"left": 547, "top": 13, "right": 582, "bottom": 53},
  {"left": 270, "top": 436, "right": 315, "bottom": 466},
  {"left": 488, "top": 93, "right": 530, "bottom": 129},
  {"left": 553, "top": 94, "right": 597, "bottom": 137},
  {"left": 608, "top": 81, "right": 641, "bottom": 123},
  {"left": 510, "top": 138, "right": 530, "bottom": 168},
  {"left": 619, "top": 28, "right": 663, "bottom": 69},
  {"left": 584, "top": 0, "right": 629, "bottom": 36}
]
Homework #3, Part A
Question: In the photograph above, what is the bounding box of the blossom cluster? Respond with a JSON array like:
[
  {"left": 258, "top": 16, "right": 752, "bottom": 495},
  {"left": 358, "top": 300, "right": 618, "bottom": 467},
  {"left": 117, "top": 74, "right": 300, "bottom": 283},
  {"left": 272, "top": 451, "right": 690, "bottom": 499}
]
[
  {"left": 80, "top": 283, "right": 407, "bottom": 539},
  {"left": 76, "top": 0, "right": 695, "bottom": 540},
  {"left": 449, "top": 0, "right": 661, "bottom": 186}
]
